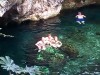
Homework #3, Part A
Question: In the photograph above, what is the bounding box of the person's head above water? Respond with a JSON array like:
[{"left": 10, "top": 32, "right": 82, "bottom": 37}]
[
  {"left": 78, "top": 12, "right": 82, "bottom": 15},
  {"left": 48, "top": 34, "right": 52, "bottom": 38},
  {"left": 54, "top": 36, "right": 58, "bottom": 41}
]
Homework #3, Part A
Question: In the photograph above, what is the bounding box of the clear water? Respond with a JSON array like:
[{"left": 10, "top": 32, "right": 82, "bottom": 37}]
[{"left": 0, "top": 4, "right": 100, "bottom": 75}]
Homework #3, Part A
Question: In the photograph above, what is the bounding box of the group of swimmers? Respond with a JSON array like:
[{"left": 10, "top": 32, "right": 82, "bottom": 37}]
[
  {"left": 35, "top": 12, "right": 86, "bottom": 52},
  {"left": 35, "top": 34, "right": 62, "bottom": 52}
]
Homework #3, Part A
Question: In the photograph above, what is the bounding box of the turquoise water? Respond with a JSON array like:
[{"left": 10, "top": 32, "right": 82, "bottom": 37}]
[{"left": 0, "top": 4, "right": 100, "bottom": 75}]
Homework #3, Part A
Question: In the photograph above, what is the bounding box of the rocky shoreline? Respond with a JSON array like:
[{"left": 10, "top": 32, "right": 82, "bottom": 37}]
[{"left": 0, "top": 0, "right": 99, "bottom": 23}]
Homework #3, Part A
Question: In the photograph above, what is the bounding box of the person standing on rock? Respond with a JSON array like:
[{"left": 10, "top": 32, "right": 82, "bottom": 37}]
[{"left": 75, "top": 12, "right": 86, "bottom": 24}]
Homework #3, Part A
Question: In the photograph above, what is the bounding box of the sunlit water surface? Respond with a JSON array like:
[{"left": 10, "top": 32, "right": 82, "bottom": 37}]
[{"left": 0, "top": 4, "right": 100, "bottom": 75}]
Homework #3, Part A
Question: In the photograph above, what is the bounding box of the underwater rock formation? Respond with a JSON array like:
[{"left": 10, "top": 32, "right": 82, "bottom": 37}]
[
  {"left": 96, "top": 32, "right": 100, "bottom": 35},
  {"left": 25, "top": 46, "right": 66, "bottom": 73},
  {"left": 60, "top": 45, "right": 79, "bottom": 58}
]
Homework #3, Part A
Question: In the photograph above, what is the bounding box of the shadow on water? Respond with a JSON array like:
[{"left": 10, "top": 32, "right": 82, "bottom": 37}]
[{"left": 0, "top": 4, "right": 100, "bottom": 75}]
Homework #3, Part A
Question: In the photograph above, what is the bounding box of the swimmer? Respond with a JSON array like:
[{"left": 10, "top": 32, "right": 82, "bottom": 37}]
[
  {"left": 35, "top": 39, "right": 46, "bottom": 52},
  {"left": 47, "top": 34, "right": 55, "bottom": 43},
  {"left": 76, "top": 12, "right": 86, "bottom": 24},
  {"left": 41, "top": 37, "right": 50, "bottom": 45},
  {"left": 35, "top": 34, "right": 62, "bottom": 52},
  {"left": 50, "top": 36, "right": 62, "bottom": 48},
  {"left": 53, "top": 36, "right": 62, "bottom": 48}
]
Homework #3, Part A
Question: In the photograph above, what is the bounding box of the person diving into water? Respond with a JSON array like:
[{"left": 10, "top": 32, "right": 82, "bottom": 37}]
[{"left": 75, "top": 12, "right": 86, "bottom": 24}]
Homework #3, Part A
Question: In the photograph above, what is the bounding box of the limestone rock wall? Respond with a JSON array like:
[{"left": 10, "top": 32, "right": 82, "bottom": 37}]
[
  {"left": 62, "top": 0, "right": 97, "bottom": 9},
  {"left": 0, "top": 0, "right": 63, "bottom": 22}
]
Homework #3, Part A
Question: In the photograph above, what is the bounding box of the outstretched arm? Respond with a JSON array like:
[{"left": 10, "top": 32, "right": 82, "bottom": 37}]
[
  {"left": 75, "top": 15, "right": 78, "bottom": 18},
  {"left": 83, "top": 15, "right": 86, "bottom": 18}
]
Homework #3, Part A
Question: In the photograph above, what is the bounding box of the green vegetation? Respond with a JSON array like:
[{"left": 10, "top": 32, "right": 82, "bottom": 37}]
[{"left": 0, "top": 56, "right": 40, "bottom": 75}]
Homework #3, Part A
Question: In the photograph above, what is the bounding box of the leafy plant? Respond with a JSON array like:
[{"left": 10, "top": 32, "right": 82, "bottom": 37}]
[
  {"left": 23, "top": 65, "right": 40, "bottom": 75},
  {"left": 0, "top": 56, "right": 41, "bottom": 75},
  {"left": 0, "top": 56, "right": 20, "bottom": 75},
  {"left": 46, "top": 46, "right": 55, "bottom": 53},
  {"left": 37, "top": 54, "right": 44, "bottom": 60},
  {"left": 40, "top": 67, "right": 49, "bottom": 74}
]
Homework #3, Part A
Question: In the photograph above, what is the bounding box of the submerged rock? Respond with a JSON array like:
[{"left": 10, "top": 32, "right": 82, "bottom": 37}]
[
  {"left": 60, "top": 45, "right": 79, "bottom": 58},
  {"left": 96, "top": 32, "right": 100, "bottom": 35}
]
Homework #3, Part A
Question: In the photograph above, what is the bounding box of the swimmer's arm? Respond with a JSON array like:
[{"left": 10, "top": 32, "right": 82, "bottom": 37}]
[
  {"left": 83, "top": 15, "right": 86, "bottom": 18},
  {"left": 35, "top": 42, "right": 40, "bottom": 46},
  {"left": 75, "top": 15, "right": 78, "bottom": 18}
]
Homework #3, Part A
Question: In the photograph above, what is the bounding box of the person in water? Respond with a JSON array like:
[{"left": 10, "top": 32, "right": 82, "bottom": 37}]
[
  {"left": 49, "top": 36, "right": 62, "bottom": 48},
  {"left": 53, "top": 36, "right": 62, "bottom": 48},
  {"left": 35, "top": 34, "right": 62, "bottom": 52},
  {"left": 41, "top": 37, "right": 50, "bottom": 45},
  {"left": 76, "top": 12, "right": 86, "bottom": 24},
  {"left": 35, "top": 38, "right": 46, "bottom": 52}
]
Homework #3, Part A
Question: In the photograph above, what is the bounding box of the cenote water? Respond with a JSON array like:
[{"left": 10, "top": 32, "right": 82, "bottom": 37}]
[{"left": 0, "top": 4, "right": 100, "bottom": 75}]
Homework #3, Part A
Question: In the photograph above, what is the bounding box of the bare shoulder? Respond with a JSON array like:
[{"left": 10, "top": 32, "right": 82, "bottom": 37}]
[{"left": 76, "top": 15, "right": 78, "bottom": 17}]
